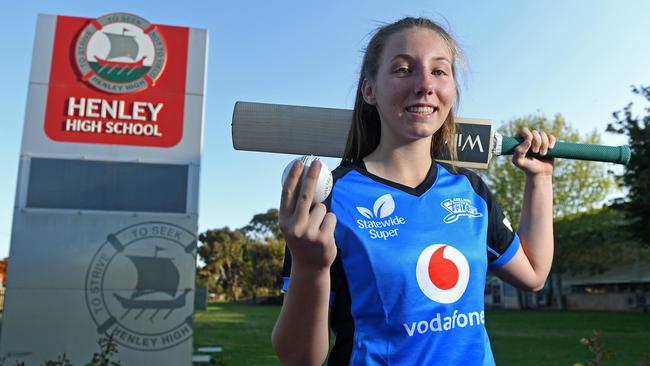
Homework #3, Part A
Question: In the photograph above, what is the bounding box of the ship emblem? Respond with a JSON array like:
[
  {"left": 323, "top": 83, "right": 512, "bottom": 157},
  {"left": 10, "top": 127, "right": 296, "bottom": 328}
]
[
  {"left": 85, "top": 222, "right": 196, "bottom": 351},
  {"left": 114, "top": 246, "right": 191, "bottom": 321},
  {"left": 74, "top": 13, "right": 167, "bottom": 94}
]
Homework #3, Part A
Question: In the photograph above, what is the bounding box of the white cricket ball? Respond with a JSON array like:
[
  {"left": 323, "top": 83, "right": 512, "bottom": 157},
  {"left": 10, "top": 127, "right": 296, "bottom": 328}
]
[{"left": 281, "top": 155, "right": 333, "bottom": 203}]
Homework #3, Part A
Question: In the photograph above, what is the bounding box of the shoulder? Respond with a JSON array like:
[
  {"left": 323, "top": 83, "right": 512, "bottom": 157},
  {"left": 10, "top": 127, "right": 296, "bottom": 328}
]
[
  {"left": 332, "top": 161, "right": 357, "bottom": 180},
  {"left": 323, "top": 161, "right": 358, "bottom": 210},
  {"left": 437, "top": 162, "right": 492, "bottom": 201}
]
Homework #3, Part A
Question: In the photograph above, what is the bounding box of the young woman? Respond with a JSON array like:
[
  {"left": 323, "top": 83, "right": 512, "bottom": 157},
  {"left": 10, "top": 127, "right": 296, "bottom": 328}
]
[{"left": 272, "top": 17, "right": 555, "bottom": 365}]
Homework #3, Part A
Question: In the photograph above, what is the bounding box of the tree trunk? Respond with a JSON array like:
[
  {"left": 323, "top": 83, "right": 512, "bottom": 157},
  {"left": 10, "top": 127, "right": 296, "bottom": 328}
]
[
  {"left": 547, "top": 273, "right": 555, "bottom": 309},
  {"left": 556, "top": 272, "right": 565, "bottom": 310},
  {"left": 517, "top": 289, "right": 528, "bottom": 309}
]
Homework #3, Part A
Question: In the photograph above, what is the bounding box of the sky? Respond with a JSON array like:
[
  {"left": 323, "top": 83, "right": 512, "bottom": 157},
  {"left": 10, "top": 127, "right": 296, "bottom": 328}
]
[{"left": 1, "top": 1, "right": 649, "bottom": 258}]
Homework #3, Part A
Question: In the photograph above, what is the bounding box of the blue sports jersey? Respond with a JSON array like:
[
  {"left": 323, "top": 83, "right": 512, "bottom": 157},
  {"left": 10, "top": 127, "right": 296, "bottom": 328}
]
[{"left": 282, "top": 161, "right": 520, "bottom": 365}]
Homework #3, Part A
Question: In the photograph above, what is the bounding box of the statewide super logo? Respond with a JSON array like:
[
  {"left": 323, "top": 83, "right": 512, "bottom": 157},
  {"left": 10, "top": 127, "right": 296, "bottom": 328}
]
[
  {"left": 75, "top": 13, "right": 166, "bottom": 94},
  {"left": 356, "top": 194, "right": 406, "bottom": 240},
  {"left": 416, "top": 244, "right": 470, "bottom": 303}
]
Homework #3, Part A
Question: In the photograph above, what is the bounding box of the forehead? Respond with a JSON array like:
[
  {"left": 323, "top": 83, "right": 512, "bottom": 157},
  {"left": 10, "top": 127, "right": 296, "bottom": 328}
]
[{"left": 380, "top": 28, "right": 452, "bottom": 63}]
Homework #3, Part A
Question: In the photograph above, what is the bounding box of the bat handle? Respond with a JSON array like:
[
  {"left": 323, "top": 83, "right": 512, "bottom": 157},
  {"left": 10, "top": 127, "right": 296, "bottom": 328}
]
[{"left": 498, "top": 136, "right": 631, "bottom": 165}]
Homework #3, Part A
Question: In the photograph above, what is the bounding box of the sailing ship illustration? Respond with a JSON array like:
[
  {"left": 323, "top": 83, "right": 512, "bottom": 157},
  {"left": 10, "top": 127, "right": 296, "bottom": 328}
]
[
  {"left": 94, "top": 28, "right": 147, "bottom": 75},
  {"left": 114, "top": 246, "right": 190, "bottom": 322}
]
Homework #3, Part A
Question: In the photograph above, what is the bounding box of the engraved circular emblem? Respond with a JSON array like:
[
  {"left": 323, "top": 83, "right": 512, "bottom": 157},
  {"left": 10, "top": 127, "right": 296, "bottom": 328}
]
[
  {"left": 75, "top": 13, "right": 167, "bottom": 94},
  {"left": 85, "top": 222, "right": 196, "bottom": 351}
]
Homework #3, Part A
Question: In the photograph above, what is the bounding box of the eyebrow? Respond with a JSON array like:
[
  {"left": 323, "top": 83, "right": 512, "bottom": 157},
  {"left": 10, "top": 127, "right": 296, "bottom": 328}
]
[{"left": 390, "top": 54, "right": 452, "bottom": 64}]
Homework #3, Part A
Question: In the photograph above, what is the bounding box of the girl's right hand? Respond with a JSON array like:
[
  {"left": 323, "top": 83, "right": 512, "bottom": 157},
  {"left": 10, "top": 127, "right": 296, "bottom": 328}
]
[{"left": 279, "top": 159, "right": 337, "bottom": 272}]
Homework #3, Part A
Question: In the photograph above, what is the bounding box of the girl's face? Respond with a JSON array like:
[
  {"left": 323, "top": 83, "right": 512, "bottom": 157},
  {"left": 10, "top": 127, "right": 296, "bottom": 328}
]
[{"left": 362, "top": 28, "right": 457, "bottom": 145}]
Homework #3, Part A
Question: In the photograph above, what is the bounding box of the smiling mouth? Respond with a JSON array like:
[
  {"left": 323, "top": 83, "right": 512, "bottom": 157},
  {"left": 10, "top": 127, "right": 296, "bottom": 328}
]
[{"left": 405, "top": 106, "right": 438, "bottom": 114}]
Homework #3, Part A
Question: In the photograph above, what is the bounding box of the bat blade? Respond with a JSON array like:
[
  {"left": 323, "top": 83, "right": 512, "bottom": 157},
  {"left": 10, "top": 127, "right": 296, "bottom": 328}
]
[
  {"left": 232, "top": 101, "right": 495, "bottom": 169},
  {"left": 232, "top": 101, "right": 350, "bottom": 158}
]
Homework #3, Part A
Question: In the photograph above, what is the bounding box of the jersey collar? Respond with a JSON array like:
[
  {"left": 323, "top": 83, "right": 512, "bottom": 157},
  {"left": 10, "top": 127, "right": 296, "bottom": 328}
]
[{"left": 352, "top": 159, "right": 438, "bottom": 197}]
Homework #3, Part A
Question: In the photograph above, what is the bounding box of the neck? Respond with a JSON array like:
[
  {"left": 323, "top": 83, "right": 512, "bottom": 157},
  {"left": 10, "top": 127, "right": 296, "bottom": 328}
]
[{"left": 363, "top": 136, "right": 433, "bottom": 188}]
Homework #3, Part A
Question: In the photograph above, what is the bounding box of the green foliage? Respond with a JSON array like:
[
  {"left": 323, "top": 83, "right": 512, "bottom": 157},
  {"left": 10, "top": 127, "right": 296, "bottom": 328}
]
[
  {"left": 576, "top": 330, "right": 612, "bottom": 366},
  {"left": 245, "top": 238, "right": 285, "bottom": 301},
  {"left": 84, "top": 334, "right": 121, "bottom": 366},
  {"left": 198, "top": 228, "right": 251, "bottom": 301},
  {"left": 0, "top": 334, "right": 120, "bottom": 366},
  {"left": 639, "top": 353, "right": 650, "bottom": 366},
  {"left": 485, "top": 114, "right": 613, "bottom": 226},
  {"left": 240, "top": 208, "right": 283, "bottom": 241},
  {"left": 607, "top": 85, "right": 650, "bottom": 245},
  {"left": 197, "top": 209, "right": 286, "bottom": 302},
  {"left": 574, "top": 330, "right": 650, "bottom": 366},
  {"left": 554, "top": 207, "right": 635, "bottom": 277}
]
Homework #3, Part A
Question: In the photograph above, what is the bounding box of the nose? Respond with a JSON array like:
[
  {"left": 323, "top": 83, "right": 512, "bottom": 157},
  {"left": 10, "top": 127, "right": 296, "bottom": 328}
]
[{"left": 415, "top": 72, "right": 434, "bottom": 96}]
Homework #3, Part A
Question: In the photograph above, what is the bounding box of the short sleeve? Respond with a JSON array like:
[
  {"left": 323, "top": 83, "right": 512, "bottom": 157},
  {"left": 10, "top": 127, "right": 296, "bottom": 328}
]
[
  {"left": 485, "top": 190, "right": 520, "bottom": 269},
  {"left": 453, "top": 166, "right": 520, "bottom": 270}
]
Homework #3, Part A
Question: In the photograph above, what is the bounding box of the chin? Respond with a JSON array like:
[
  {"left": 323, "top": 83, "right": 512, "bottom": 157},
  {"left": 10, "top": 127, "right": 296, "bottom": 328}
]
[{"left": 408, "top": 124, "right": 440, "bottom": 139}]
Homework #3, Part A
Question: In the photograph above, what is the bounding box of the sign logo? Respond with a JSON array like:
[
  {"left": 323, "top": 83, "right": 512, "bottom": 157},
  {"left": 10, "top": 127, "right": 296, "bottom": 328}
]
[
  {"left": 85, "top": 222, "right": 196, "bottom": 351},
  {"left": 75, "top": 13, "right": 167, "bottom": 94},
  {"left": 416, "top": 244, "right": 470, "bottom": 303},
  {"left": 44, "top": 14, "right": 188, "bottom": 147},
  {"left": 441, "top": 198, "right": 483, "bottom": 224}
]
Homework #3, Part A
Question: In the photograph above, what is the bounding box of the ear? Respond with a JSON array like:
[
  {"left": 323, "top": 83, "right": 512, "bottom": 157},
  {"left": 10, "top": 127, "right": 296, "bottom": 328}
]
[{"left": 361, "top": 79, "right": 377, "bottom": 105}]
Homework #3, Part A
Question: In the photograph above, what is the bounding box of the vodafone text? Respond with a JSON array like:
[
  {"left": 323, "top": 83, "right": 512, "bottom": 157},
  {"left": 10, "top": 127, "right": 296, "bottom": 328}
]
[
  {"left": 357, "top": 216, "right": 406, "bottom": 240},
  {"left": 402, "top": 310, "right": 485, "bottom": 337}
]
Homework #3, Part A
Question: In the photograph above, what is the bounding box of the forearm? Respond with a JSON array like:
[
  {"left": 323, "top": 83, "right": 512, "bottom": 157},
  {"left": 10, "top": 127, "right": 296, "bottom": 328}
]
[
  {"left": 517, "top": 173, "right": 554, "bottom": 288},
  {"left": 272, "top": 265, "right": 331, "bottom": 366}
]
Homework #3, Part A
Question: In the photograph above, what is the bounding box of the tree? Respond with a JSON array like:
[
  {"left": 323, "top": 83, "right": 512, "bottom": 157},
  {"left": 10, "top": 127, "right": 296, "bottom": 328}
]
[
  {"left": 484, "top": 114, "right": 614, "bottom": 309},
  {"left": 607, "top": 85, "right": 650, "bottom": 245},
  {"left": 245, "top": 238, "right": 285, "bottom": 303},
  {"left": 198, "top": 227, "right": 251, "bottom": 301},
  {"left": 240, "top": 208, "right": 283, "bottom": 241},
  {"left": 485, "top": 114, "right": 613, "bottom": 223},
  {"left": 553, "top": 207, "right": 635, "bottom": 307},
  {"left": 239, "top": 208, "right": 286, "bottom": 303},
  {"left": 197, "top": 209, "right": 287, "bottom": 303}
]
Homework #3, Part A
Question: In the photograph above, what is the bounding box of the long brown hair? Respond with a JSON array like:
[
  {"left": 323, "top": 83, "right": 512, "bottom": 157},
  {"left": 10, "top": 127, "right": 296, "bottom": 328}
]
[{"left": 342, "top": 17, "right": 464, "bottom": 163}]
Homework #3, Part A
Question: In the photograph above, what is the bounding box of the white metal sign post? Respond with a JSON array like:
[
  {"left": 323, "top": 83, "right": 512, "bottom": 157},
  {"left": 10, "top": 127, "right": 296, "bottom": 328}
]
[{"left": 0, "top": 13, "right": 207, "bottom": 365}]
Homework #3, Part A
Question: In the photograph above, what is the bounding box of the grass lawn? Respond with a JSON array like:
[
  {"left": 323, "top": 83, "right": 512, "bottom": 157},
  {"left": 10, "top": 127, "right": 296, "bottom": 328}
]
[
  {"left": 194, "top": 304, "right": 650, "bottom": 366},
  {"left": 486, "top": 310, "right": 650, "bottom": 365}
]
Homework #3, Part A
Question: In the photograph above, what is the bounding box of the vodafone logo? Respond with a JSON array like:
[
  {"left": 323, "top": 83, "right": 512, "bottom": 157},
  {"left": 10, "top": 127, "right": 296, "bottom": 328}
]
[{"left": 416, "top": 244, "right": 470, "bottom": 304}]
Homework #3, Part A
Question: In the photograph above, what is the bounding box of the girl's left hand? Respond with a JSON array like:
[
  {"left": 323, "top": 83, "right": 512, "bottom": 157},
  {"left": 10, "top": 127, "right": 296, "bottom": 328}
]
[{"left": 512, "top": 127, "right": 556, "bottom": 176}]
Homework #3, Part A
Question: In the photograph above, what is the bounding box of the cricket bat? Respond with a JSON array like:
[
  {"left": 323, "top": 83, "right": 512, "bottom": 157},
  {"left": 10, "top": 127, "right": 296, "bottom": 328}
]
[{"left": 231, "top": 101, "right": 631, "bottom": 169}]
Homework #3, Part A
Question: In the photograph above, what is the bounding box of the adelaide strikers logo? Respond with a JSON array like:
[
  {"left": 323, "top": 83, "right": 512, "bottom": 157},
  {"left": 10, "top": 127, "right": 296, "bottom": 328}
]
[
  {"left": 75, "top": 13, "right": 167, "bottom": 93},
  {"left": 85, "top": 222, "right": 196, "bottom": 351},
  {"left": 416, "top": 244, "right": 470, "bottom": 304}
]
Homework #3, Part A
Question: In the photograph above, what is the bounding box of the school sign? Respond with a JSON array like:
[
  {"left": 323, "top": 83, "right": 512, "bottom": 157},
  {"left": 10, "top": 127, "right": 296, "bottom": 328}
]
[{"left": 0, "top": 13, "right": 207, "bottom": 365}]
